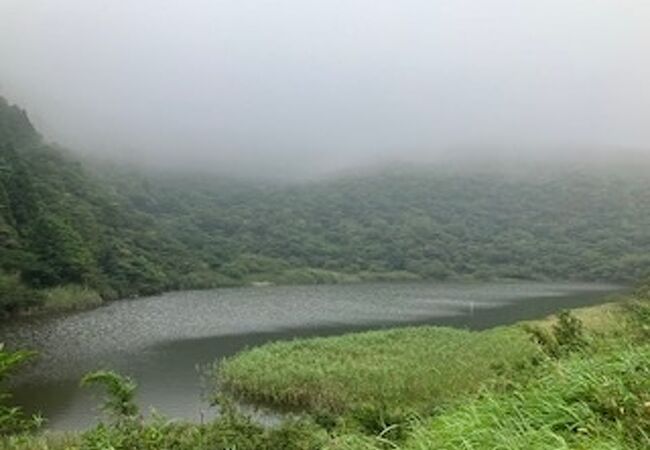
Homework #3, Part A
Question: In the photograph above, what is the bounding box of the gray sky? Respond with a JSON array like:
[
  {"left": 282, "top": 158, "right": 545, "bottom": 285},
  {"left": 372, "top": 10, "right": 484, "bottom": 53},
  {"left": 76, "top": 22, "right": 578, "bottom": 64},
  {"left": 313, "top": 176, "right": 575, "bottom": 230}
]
[{"left": 1, "top": 0, "right": 649, "bottom": 174}]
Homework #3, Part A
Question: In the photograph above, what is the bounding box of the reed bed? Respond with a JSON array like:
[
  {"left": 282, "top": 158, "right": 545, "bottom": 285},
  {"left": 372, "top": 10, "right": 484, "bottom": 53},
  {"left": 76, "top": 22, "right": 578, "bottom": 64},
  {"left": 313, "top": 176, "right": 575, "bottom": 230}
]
[
  {"left": 217, "top": 325, "right": 541, "bottom": 415},
  {"left": 329, "top": 343, "right": 650, "bottom": 450}
]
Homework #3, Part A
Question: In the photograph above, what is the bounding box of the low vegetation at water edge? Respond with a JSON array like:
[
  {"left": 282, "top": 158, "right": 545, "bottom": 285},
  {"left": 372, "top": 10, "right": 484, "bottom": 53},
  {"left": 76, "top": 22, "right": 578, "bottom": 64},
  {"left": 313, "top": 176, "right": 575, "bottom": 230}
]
[
  {"left": 217, "top": 326, "right": 541, "bottom": 415},
  {"left": 1, "top": 283, "right": 649, "bottom": 449}
]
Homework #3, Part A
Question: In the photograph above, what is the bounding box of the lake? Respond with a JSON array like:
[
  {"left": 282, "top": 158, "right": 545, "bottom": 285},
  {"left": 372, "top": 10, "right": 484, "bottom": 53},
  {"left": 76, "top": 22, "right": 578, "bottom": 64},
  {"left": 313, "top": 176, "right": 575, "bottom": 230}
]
[{"left": 0, "top": 281, "right": 622, "bottom": 430}]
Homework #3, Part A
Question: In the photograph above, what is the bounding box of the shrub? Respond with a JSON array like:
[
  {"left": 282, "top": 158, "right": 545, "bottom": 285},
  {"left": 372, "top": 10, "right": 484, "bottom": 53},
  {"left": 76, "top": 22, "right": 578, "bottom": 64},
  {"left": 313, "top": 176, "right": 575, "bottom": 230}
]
[
  {"left": 552, "top": 310, "right": 588, "bottom": 352},
  {"left": 0, "top": 273, "right": 43, "bottom": 314},
  {"left": 42, "top": 285, "right": 102, "bottom": 312},
  {"left": 623, "top": 300, "right": 650, "bottom": 341},
  {"left": 525, "top": 310, "right": 588, "bottom": 358},
  {"left": 523, "top": 324, "right": 560, "bottom": 358}
]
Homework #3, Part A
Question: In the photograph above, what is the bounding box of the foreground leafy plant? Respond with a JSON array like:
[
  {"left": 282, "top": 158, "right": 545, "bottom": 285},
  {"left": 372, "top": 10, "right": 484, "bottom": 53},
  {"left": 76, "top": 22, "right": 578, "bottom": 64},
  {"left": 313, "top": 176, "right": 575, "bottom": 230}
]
[
  {"left": 81, "top": 370, "right": 139, "bottom": 421},
  {"left": 0, "top": 344, "right": 40, "bottom": 436}
]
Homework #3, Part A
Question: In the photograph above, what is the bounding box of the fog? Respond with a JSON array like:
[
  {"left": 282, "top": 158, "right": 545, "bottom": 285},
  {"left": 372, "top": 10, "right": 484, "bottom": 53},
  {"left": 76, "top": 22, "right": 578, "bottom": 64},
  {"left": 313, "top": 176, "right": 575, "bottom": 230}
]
[{"left": 1, "top": 1, "right": 649, "bottom": 175}]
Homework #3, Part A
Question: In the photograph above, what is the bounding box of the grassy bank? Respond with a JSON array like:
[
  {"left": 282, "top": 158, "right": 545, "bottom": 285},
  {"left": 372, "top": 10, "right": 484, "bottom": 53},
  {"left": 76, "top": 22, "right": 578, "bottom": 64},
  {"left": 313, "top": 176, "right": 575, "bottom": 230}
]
[
  {"left": 39, "top": 285, "right": 103, "bottom": 313},
  {"left": 217, "top": 326, "right": 541, "bottom": 415},
  {"left": 216, "top": 298, "right": 633, "bottom": 418},
  {"left": 2, "top": 286, "right": 649, "bottom": 449},
  {"left": 214, "top": 292, "right": 649, "bottom": 449},
  {"left": 330, "top": 342, "right": 650, "bottom": 450},
  {"left": 0, "top": 272, "right": 103, "bottom": 317},
  {"left": 2, "top": 267, "right": 427, "bottom": 318},
  {"left": 5, "top": 265, "right": 498, "bottom": 319}
]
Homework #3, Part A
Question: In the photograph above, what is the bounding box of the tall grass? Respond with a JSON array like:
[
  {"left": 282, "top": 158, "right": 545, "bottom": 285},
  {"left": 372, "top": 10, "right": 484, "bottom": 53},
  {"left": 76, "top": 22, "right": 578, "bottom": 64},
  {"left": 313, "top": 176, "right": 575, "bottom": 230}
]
[
  {"left": 217, "top": 326, "right": 541, "bottom": 415},
  {"left": 0, "top": 433, "right": 80, "bottom": 450},
  {"left": 326, "top": 298, "right": 650, "bottom": 450},
  {"left": 336, "top": 344, "right": 650, "bottom": 450},
  {"left": 41, "top": 285, "right": 102, "bottom": 312}
]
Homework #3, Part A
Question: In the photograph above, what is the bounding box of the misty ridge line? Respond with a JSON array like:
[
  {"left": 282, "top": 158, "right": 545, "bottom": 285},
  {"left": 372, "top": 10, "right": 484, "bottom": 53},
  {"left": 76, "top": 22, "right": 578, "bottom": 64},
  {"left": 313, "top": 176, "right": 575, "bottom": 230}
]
[
  {"left": 55, "top": 138, "right": 650, "bottom": 184},
  {"left": 14, "top": 94, "right": 650, "bottom": 181},
  {"left": 106, "top": 147, "right": 650, "bottom": 179},
  {"left": 2, "top": 93, "right": 649, "bottom": 184}
]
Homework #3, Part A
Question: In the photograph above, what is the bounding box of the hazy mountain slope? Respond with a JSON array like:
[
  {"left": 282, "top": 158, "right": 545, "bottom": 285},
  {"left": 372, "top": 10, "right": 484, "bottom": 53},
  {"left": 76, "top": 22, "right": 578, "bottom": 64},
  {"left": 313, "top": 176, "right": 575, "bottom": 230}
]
[
  {"left": 137, "top": 166, "right": 650, "bottom": 282},
  {"left": 1, "top": 97, "right": 650, "bottom": 315},
  {"left": 0, "top": 98, "right": 204, "bottom": 312}
]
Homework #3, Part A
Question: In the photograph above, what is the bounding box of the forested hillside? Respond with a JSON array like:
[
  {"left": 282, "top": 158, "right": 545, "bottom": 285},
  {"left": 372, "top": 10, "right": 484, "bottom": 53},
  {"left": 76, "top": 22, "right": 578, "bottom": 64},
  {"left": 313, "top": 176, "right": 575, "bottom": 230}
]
[
  {"left": 1, "top": 96, "right": 650, "bottom": 315},
  {"left": 0, "top": 97, "right": 207, "bottom": 312}
]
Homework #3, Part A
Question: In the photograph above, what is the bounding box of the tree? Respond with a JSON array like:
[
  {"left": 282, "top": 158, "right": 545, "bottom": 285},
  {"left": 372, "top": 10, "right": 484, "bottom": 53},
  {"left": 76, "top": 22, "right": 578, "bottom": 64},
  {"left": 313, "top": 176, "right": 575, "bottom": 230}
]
[{"left": 24, "top": 216, "right": 94, "bottom": 287}]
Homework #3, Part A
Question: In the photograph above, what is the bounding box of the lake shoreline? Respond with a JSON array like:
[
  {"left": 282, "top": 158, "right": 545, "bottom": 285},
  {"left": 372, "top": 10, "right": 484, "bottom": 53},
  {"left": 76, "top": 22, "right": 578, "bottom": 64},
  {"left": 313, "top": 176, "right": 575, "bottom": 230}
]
[
  {"left": 3, "top": 281, "right": 625, "bottom": 431},
  {"left": 7, "top": 270, "right": 622, "bottom": 322}
]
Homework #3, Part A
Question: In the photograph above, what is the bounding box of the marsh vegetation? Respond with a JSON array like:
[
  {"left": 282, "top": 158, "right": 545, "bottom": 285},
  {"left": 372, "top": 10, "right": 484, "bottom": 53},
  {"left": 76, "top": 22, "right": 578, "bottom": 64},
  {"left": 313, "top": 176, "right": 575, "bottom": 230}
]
[
  {"left": 1, "top": 281, "right": 616, "bottom": 430},
  {"left": 1, "top": 284, "right": 649, "bottom": 450}
]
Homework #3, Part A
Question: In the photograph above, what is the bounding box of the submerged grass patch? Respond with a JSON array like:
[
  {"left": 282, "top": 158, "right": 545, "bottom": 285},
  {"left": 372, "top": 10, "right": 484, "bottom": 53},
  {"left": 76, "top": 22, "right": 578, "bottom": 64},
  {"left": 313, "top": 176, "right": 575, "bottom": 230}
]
[{"left": 217, "top": 325, "right": 541, "bottom": 415}]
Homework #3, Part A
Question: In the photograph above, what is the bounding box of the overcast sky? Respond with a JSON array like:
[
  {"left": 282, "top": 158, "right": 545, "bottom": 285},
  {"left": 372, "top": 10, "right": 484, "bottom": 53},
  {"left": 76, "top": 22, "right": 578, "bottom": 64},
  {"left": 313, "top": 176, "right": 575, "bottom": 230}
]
[{"left": 1, "top": 1, "right": 649, "bottom": 174}]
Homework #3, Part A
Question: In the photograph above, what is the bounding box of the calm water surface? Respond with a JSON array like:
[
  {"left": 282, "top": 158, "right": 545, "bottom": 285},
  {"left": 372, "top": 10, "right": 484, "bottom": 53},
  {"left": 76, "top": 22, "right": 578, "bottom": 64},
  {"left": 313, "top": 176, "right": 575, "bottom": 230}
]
[{"left": 0, "top": 281, "right": 622, "bottom": 430}]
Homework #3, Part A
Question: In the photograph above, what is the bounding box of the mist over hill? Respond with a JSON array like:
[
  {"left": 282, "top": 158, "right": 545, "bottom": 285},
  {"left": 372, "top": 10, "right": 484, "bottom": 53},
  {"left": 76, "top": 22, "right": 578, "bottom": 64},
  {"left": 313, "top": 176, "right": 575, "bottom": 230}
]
[
  {"left": 1, "top": 1, "right": 649, "bottom": 176},
  {"left": 3, "top": 3, "right": 650, "bottom": 450},
  {"left": 1, "top": 97, "right": 649, "bottom": 315}
]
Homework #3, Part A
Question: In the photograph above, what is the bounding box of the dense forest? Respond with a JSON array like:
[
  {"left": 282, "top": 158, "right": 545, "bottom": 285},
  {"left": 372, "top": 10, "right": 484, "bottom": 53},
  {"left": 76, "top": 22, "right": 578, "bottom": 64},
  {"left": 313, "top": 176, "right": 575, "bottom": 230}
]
[{"left": 2, "top": 96, "right": 650, "bottom": 314}]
